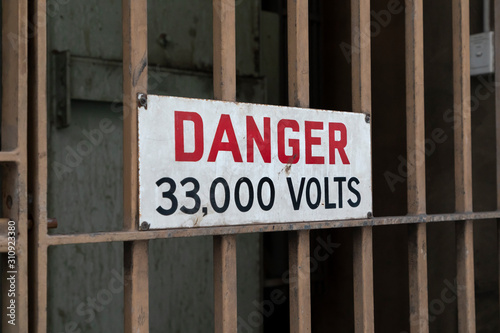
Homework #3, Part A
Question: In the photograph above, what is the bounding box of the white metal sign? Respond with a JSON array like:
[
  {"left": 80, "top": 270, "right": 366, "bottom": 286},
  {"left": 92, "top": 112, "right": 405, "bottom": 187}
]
[{"left": 139, "top": 95, "right": 372, "bottom": 229}]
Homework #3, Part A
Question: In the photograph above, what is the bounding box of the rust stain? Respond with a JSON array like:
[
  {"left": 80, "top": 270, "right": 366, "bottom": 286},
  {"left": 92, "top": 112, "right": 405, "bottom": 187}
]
[
  {"left": 133, "top": 52, "right": 147, "bottom": 87},
  {"left": 193, "top": 215, "right": 201, "bottom": 227},
  {"left": 137, "top": 307, "right": 146, "bottom": 326}
]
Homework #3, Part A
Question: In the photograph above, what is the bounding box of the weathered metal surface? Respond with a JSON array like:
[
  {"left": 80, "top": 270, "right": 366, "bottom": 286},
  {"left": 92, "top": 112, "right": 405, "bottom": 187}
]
[
  {"left": 351, "top": 0, "right": 374, "bottom": 332},
  {"left": 289, "top": 229, "right": 311, "bottom": 333},
  {"left": 453, "top": 0, "right": 476, "bottom": 331},
  {"left": 212, "top": 1, "right": 238, "bottom": 331},
  {"left": 353, "top": 226, "right": 374, "bottom": 333},
  {"left": 213, "top": 234, "right": 237, "bottom": 333},
  {"left": 54, "top": 55, "right": 265, "bottom": 105},
  {"left": 54, "top": 50, "right": 71, "bottom": 128},
  {"left": 44, "top": 211, "right": 500, "bottom": 245},
  {"left": 287, "top": 0, "right": 312, "bottom": 330},
  {"left": 122, "top": 0, "right": 149, "bottom": 332},
  {"left": 405, "top": 0, "right": 429, "bottom": 331},
  {"left": 28, "top": 1, "right": 49, "bottom": 331},
  {"left": 48, "top": 0, "right": 259, "bottom": 76},
  {"left": 408, "top": 223, "right": 428, "bottom": 333}
]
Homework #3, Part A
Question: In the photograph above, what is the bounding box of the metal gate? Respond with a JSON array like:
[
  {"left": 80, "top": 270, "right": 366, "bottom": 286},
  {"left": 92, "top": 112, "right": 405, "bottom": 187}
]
[{"left": 1, "top": 0, "right": 499, "bottom": 332}]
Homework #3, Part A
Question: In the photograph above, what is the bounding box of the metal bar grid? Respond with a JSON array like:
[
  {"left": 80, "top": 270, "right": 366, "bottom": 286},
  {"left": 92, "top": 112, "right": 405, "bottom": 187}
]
[
  {"left": 38, "top": 211, "right": 500, "bottom": 245},
  {"left": 25, "top": 0, "right": 489, "bottom": 332}
]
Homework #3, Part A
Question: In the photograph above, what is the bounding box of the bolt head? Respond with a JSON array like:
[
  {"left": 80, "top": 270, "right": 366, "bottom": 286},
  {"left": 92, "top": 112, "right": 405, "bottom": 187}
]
[
  {"left": 140, "top": 221, "right": 150, "bottom": 231},
  {"left": 138, "top": 94, "right": 147, "bottom": 108}
]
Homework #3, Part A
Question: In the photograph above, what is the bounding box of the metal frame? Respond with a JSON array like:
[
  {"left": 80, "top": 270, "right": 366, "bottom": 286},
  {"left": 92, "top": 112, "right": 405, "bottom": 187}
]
[{"left": 15, "top": 0, "right": 499, "bottom": 332}]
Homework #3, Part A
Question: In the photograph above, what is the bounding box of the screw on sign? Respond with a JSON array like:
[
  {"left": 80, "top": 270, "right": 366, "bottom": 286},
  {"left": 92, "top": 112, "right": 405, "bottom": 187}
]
[{"left": 138, "top": 94, "right": 147, "bottom": 109}]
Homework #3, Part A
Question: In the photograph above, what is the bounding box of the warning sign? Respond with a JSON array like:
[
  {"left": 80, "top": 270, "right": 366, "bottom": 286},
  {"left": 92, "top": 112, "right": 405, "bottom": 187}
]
[{"left": 139, "top": 95, "right": 372, "bottom": 229}]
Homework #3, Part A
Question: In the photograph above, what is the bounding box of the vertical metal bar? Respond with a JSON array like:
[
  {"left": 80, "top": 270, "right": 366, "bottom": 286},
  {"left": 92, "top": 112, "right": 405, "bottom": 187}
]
[
  {"left": 212, "top": 1, "right": 238, "bottom": 332},
  {"left": 288, "top": 0, "right": 309, "bottom": 109},
  {"left": 28, "top": 0, "right": 48, "bottom": 331},
  {"left": 351, "top": 0, "right": 371, "bottom": 115},
  {"left": 352, "top": 227, "right": 374, "bottom": 333},
  {"left": 405, "top": 0, "right": 429, "bottom": 332},
  {"left": 453, "top": 0, "right": 475, "bottom": 331},
  {"left": 289, "top": 230, "right": 311, "bottom": 333},
  {"left": 213, "top": 235, "right": 237, "bottom": 332},
  {"left": 351, "top": 0, "right": 374, "bottom": 332},
  {"left": 453, "top": 0, "right": 473, "bottom": 213},
  {"left": 456, "top": 221, "right": 475, "bottom": 332},
  {"left": 287, "top": 0, "right": 311, "bottom": 332},
  {"left": 408, "top": 225, "right": 428, "bottom": 332},
  {"left": 495, "top": 0, "right": 500, "bottom": 324},
  {"left": 122, "top": 0, "right": 149, "bottom": 332},
  {"left": 2, "top": 0, "right": 28, "bottom": 331},
  {"left": 213, "top": 0, "right": 236, "bottom": 102}
]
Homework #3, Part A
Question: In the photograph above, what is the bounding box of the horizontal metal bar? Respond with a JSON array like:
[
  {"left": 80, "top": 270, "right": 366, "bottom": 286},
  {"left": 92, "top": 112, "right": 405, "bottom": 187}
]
[
  {"left": 45, "top": 211, "right": 500, "bottom": 246},
  {"left": 0, "top": 151, "right": 20, "bottom": 163},
  {"left": 28, "top": 218, "right": 58, "bottom": 230}
]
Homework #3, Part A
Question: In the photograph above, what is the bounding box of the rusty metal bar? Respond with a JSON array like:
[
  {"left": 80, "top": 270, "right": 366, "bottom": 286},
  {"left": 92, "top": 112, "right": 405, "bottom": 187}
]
[
  {"left": 213, "top": 0, "right": 236, "bottom": 102},
  {"left": 0, "top": 151, "right": 21, "bottom": 163},
  {"left": 43, "top": 211, "right": 500, "bottom": 246},
  {"left": 212, "top": 0, "right": 238, "bottom": 331},
  {"left": 353, "top": 226, "right": 374, "bottom": 333},
  {"left": 351, "top": 0, "right": 371, "bottom": 116},
  {"left": 122, "top": 0, "right": 149, "bottom": 332},
  {"left": 28, "top": 0, "right": 49, "bottom": 331},
  {"left": 27, "top": 0, "right": 48, "bottom": 331},
  {"left": 408, "top": 224, "right": 428, "bottom": 331},
  {"left": 1, "top": 0, "right": 29, "bottom": 331},
  {"left": 452, "top": 0, "right": 475, "bottom": 331},
  {"left": 406, "top": 0, "right": 426, "bottom": 216},
  {"left": 213, "top": 235, "right": 237, "bottom": 332},
  {"left": 351, "top": 0, "right": 374, "bottom": 331},
  {"left": 289, "top": 230, "right": 311, "bottom": 333},
  {"left": 287, "top": 0, "right": 311, "bottom": 331},
  {"left": 28, "top": 218, "right": 58, "bottom": 230},
  {"left": 406, "top": 0, "right": 429, "bottom": 331},
  {"left": 456, "top": 220, "right": 475, "bottom": 332},
  {"left": 287, "top": 0, "right": 309, "bottom": 109},
  {"left": 453, "top": 0, "right": 473, "bottom": 215}
]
